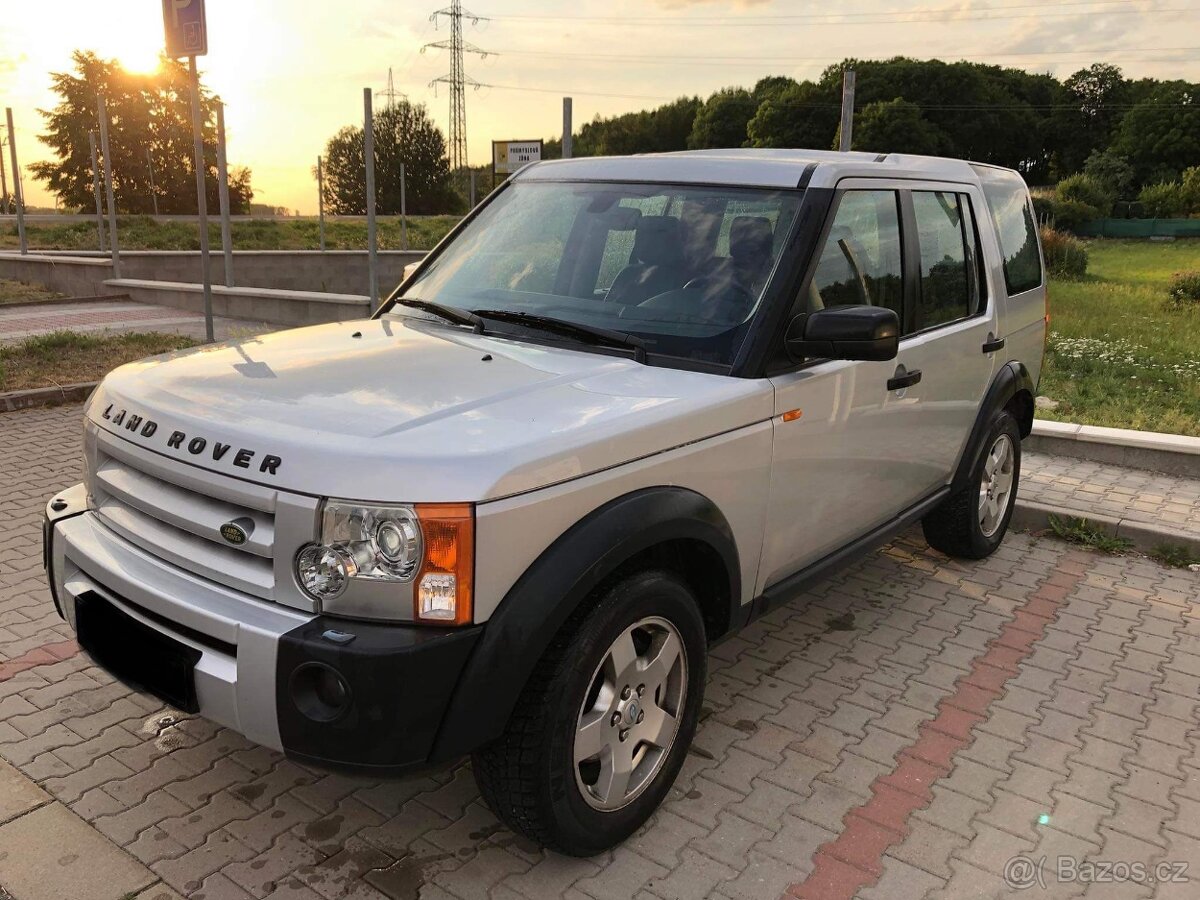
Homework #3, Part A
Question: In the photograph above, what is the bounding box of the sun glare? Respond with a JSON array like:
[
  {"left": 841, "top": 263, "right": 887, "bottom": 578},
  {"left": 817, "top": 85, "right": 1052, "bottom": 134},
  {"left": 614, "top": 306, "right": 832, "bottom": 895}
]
[{"left": 93, "top": 16, "right": 166, "bottom": 74}]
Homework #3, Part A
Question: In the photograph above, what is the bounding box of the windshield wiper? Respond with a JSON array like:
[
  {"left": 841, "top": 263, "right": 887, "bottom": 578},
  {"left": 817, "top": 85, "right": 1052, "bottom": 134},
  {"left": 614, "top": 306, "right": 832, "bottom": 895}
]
[
  {"left": 394, "top": 298, "right": 485, "bottom": 333},
  {"left": 472, "top": 309, "right": 648, "bottom": 363}
]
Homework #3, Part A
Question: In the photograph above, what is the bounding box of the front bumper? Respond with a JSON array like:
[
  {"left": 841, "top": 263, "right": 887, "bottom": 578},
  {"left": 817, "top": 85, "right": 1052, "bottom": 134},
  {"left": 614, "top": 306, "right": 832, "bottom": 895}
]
[{"left": 45, "top": 486, "right": 481, "bottom": 775}]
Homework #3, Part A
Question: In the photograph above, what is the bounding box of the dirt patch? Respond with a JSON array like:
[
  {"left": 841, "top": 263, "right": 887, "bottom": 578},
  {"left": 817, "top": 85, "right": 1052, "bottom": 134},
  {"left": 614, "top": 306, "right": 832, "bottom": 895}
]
[
  {"left": 0, "top": 280, "right": 64, "bottom": 306},
  {"left": 0, "top": 330, "right": 198, "bottom": 392}
]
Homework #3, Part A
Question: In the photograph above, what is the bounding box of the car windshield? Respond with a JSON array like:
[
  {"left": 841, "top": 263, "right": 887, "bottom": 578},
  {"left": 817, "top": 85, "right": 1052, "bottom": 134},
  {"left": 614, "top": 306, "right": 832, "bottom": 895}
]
[{"left": 387, "top": 181, "right": 801, "bottom": 367}]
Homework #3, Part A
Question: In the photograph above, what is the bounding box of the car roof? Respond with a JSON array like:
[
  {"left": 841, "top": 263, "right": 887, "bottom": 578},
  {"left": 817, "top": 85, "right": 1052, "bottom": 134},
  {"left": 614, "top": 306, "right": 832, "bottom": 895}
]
[{"left": 513, "top": 148, "right": 1005, "bottom": 191}]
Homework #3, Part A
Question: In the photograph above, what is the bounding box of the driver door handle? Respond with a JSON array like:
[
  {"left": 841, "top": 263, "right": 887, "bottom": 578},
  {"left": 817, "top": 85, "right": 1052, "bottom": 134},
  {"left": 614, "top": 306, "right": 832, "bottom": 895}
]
[
  {"left": 982, "top": 337, "right": 1006, "bottom": 353},
  {"left": 887, "top": 369, "right": 922, "bottom": 391}
]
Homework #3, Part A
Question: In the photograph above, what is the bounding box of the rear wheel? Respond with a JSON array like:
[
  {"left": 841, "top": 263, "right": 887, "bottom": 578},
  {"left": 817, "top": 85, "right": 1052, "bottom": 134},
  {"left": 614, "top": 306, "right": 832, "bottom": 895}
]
[
  {"left": 922, "top": 409, "right": 1021, "bottom": 559},
  {"left": 472, "top": 570, "right": 706, "bottom": 856}
]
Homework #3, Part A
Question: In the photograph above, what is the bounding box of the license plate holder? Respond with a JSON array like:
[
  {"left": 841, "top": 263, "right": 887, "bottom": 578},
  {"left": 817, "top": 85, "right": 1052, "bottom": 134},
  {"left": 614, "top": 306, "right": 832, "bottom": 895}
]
[{"left": 75, "top": 592, "right": 202, "bottom": 713}]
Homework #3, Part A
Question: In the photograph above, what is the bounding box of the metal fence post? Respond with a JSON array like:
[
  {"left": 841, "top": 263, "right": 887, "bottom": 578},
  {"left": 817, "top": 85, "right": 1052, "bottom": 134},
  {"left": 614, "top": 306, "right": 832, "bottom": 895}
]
[
  {"left": 89, "top": 132, "right": 105, "bottom": 251},
  {"left": 364, "top": 88, "right": 379, "bottom": 308},
  {"left": 400, "top": 163, "right": 408, "bottom": 251},
  {"left": 187, "top": 57, "right": 214, "bottom": 342},
  {"left": 216, "top": 102, "right": 234, "bottom": 287},
  {"left": 96, "top": 97, "right": 119, "bottom": 275},
  {"left": 838, "top": 69, "right": 856, "bottom": 153},
  {"left": 4, "top": 109, "right": 27, "bottom": 255},
  {"left": 317, "top": 156, "right": 326, "bottom": 252},
  {"left": 563, "top": 97, "right": 573, "bottom": 159}
]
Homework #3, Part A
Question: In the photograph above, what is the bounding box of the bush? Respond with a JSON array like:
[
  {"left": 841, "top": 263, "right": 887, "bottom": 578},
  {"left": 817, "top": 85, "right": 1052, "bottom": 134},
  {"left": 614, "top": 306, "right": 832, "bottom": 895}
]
[
  {"left": 1168, "top": 271, "right": 1200, "bottom": 307},
  {"left": 1128, "top": 201, "right": 1146, "bottom": 219},
  {"left": 1083, "top": 150, "right": 1136, "bottom": 198},
  {"left": 1138, "top": 182, "right": 1187, "bottom": 218},
  {"left": 1048, "top": 198, "right": 1102, "bottom": 233},
  {"left": 1056, "top": 173, "right": 1115, "bottom": 217},
  {"left": 1182, "top": 167, "right": 1200, "bottom": 213},
  {"left": 1040, "top": 227, "right": 1089, "bottom": 279}
]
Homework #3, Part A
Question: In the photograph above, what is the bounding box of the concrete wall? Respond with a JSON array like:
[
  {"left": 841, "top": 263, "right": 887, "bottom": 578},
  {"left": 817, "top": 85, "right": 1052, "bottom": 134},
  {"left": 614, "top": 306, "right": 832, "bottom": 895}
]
[
  {"left": 0, "top": 254, "right": 114, "bottom": 297},
  {"left": 1, "top": 250, "right": 425, "bottom": 297},
  {"left": 106, "top": 279, "right": 371, "bottom": 327}
]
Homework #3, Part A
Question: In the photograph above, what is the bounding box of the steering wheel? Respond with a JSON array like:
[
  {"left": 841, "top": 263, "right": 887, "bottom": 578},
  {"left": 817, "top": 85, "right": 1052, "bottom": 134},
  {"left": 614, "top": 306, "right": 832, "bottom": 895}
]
[{"left": 681, "top": 275, "right": 755, "bottom": 322}]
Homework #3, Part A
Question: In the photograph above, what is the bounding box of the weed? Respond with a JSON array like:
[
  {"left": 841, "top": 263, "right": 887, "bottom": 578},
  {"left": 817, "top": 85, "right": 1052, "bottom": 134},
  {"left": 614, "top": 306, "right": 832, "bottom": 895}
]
[
  {"left": 1148, "top": 543, "right": 1200, "bottom": 569},
  {"left": 1047, "top": 515, "right": 1134, "bottom": 554}
]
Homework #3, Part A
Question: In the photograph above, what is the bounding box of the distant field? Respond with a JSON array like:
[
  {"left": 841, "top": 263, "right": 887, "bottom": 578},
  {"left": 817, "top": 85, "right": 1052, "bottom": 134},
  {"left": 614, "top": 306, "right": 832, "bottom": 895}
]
[
  {"left": 1040, "top": 239, "right": 1200, "bottom": 436},
  {"left": 0, "top": 215, "right": 461, "bottom": 252}
]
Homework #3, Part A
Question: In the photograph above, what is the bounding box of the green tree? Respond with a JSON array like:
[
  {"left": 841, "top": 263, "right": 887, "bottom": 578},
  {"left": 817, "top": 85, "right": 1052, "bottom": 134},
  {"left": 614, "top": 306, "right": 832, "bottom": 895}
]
[
  {"left": 746, "top": 80, "right": 839, "bottom": 149},
  {"left": 1082, "top": 149, "right": 1136, "bottom": 198},
  {"left": 575, "top": 97, "right": 701, "bottom": 157},
  {"left": 849, "top": 98, "right": 949, "bottom": 156},
  {"left": 320, "top": 100, "right": 458, "bottom": 216},
  {"left": 688, "top": 88, "right": 756, "bottom": 149},
  {"left": 1052, "top": 64, "right": 1129, "bottom": 175},
  {"left": 29, "top": 51, "right": 253, "bottom": 214},
  {"left": 1111, "top": 83, "right": 1200, "bottom": 185}
]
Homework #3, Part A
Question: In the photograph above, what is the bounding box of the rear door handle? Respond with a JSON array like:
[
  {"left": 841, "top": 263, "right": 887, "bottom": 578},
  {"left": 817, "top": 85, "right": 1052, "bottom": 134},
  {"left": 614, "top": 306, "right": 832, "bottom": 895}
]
[
  {"left": 887, "top": 369, "right": 922, "bottom": 391},
  {"left": 982, "top": 337, "right": 1006, "bottom": 353}
]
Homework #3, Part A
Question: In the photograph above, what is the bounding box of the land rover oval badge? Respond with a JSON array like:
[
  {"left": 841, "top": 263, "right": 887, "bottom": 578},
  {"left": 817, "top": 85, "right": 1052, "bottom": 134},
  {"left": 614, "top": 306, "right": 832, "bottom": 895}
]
[{"left": 220, "top": 519, "right": 252, "bottom": 546}]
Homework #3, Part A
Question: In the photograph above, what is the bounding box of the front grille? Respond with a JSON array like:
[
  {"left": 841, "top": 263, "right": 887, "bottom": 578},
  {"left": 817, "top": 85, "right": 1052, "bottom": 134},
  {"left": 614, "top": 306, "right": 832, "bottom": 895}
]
[{"left": 89, "top": 439, "right": 278, "bottom": 600}]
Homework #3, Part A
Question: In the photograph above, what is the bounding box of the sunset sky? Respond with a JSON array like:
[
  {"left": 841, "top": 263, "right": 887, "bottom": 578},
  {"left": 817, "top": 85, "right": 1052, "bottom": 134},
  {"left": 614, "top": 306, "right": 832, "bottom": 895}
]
[{"left": 1, "top": 0, "right": 1198, "bottom": 214}]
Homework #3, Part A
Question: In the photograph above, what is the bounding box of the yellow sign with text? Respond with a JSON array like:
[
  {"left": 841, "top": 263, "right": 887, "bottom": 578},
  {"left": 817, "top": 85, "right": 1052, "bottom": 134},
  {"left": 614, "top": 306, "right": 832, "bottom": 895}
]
[{"left": 492, "top": 140, "right": 543, "bottom": 176}]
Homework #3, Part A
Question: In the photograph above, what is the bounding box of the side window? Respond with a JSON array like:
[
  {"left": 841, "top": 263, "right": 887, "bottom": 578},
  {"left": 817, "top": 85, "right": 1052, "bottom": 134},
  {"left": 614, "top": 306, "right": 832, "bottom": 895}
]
[
  {"left": 912, "top": 191, "right": 973, "bottom": 329},
  {"left": 807, "top": 190, "right": 904, "bottom": 319},
  {"left": 974, "top": 167, "right": 1042, "bottom": 295}
]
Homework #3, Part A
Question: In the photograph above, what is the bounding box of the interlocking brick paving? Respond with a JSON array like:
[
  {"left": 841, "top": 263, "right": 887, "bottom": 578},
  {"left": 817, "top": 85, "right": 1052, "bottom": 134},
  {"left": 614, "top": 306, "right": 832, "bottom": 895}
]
[
  {"left": 1, "top": 403, "right": 1198, "bottom": 900},
  {"left": 1023, "top": 451, "right": 1200, "bottom": 542}
]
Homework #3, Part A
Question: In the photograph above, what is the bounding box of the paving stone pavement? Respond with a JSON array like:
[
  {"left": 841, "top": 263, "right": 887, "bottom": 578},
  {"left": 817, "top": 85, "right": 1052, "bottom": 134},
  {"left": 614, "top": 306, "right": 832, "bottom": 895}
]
[
  {"left": 1022, "top": 453, "right": 1200, "bottom": 542},
  {"left": 1, "top": 403, "right": 1199, "bottom": 900},
  {"left": 0, "top": 301, "right": 274, "bottom": 343}
]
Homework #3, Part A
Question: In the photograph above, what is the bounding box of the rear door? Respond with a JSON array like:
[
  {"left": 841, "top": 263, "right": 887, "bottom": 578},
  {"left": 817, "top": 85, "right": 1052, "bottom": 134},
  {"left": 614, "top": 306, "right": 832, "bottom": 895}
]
[{"left": 887, "top": 185, "right": 1000, "bottom": 483}]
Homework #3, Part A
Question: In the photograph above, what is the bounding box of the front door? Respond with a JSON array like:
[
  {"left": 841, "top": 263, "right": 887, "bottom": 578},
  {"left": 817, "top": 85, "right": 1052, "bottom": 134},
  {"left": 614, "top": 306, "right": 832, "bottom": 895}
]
[{"left": 761, "top": 187, "right": 918, "bottom": 588}]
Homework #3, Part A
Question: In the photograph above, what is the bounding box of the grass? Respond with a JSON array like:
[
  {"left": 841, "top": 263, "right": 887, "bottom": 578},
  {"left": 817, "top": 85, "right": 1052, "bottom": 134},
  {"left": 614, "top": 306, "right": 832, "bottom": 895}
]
[
  {"left": 1039, "top": 238, "right": 1200, "bottom": 436},
  {"left": 0, "top": 215, "right": 460, "bottom": 252},
  {"left": 1148, "top": 543, "right": 1200, "bottom": 569},
  {"left": 0, "top": 279, "right": 65, "bottom": 305},
  {"left": 1047, "top": 514, "right": 1134, "bottom": 554},
  {"left": 0, "top": 330, "right": 198, "bottom": 393}
]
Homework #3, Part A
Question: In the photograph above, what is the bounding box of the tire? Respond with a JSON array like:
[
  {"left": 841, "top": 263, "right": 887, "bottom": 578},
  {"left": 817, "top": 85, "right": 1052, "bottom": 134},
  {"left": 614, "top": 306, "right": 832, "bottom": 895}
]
[
  {"left": 471, "top": 569, "right": 707, "bottom": 856},
  {"left": 922, "top": 409, "right": 1021, "bottom": 559}
]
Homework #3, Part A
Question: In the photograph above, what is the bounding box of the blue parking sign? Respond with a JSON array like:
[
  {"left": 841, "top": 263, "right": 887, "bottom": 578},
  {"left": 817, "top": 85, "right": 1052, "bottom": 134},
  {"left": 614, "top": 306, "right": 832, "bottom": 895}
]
[{"left": 162, "top": 0, "right": 208, "bottom": 58}]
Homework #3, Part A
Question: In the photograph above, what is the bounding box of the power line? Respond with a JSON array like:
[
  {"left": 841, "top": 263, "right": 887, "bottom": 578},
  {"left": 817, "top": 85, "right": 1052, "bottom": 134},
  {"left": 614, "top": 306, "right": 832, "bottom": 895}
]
[
  {"left": 425, "top": 1, "right": 491, "bottom": 172},
  {"left": 483, "top": 1, "right": 1188, "bottom": 27},
  {"left": 487, "top": 46, "right": 1200, "bottom": 68},
  {"left": 377, "top": 67, "right": 407, "bottom": 109}
]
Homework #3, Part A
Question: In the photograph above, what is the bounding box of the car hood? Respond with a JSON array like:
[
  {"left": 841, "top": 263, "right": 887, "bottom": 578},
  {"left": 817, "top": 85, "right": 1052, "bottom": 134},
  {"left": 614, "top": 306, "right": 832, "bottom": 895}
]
[{"left": 88, "top": 318, "right": 772, "bottom": 501}]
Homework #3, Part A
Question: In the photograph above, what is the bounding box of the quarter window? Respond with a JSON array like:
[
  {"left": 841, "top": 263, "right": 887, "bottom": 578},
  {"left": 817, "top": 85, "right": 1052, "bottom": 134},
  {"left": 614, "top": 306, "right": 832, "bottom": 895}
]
[
  {"left": 974, "top": 166, "right": 1042, "bottom": 295},
  {"left": 806, "top": 190, "right": 904, "bottom": 319},
  {"left": 912, "top": 191, "right": 974, "bottom": 329}
]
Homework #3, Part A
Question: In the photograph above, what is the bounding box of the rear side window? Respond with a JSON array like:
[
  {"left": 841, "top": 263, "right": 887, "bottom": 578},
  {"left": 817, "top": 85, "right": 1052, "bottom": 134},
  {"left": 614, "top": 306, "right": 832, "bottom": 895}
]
[
  {"left": 974, "top": 167, "right": 1042, "bottom": 295},
  {"left": 912, "top": 191, "right": 976, "bottom": 329}
]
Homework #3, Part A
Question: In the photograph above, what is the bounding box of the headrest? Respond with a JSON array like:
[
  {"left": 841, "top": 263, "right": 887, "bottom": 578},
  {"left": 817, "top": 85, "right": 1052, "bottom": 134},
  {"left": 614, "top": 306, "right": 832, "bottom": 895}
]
[
  {"left": 633, "top": 216, "right": 684, "bottom": 267},
  {"left": 730, "top": 216, "right": 774, "bottom": 263}
]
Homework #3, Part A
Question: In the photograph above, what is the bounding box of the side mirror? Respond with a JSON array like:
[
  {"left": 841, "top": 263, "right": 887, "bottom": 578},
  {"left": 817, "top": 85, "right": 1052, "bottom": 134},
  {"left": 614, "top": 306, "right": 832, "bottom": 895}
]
[{"left": 786, "top": 305, "right": 899, "bottom": 362}]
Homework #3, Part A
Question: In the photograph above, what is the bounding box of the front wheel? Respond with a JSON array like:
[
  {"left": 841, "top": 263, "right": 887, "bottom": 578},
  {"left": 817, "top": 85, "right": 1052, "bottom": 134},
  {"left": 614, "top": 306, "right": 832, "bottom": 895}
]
[
  {"left": 472, "top": 570, "right": 707, "bottom": 856},
  {"left": 922, "top": 409, "right": 1021, "bottom": 559}
]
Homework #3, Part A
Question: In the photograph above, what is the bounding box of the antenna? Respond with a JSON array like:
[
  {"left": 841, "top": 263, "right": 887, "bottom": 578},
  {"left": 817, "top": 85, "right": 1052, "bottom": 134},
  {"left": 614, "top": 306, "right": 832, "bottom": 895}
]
[{"left": 424, "top": 1, "right": 491, "bottom": 173}]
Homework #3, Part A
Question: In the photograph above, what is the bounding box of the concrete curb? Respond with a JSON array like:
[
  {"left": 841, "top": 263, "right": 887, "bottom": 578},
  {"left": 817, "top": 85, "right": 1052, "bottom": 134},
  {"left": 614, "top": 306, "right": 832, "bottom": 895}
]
[
  {"left": 0, "top": 292, "right": 130, "bottom": 308},
  {"left": 1029, "top": 419, "right": 1200, "bottom": 478},
  {"left": 1012, "top": 497, "right": 1200, "bottom": 557},
  {"left": 0, "top": 382, "right": 97, "bottom": 413}
]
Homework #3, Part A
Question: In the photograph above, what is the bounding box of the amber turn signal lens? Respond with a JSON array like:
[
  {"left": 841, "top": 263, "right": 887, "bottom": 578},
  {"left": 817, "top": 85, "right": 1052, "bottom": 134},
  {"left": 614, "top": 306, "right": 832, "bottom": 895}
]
[{"left": 414, "top": 503, "right": 474, "bottom": 625}]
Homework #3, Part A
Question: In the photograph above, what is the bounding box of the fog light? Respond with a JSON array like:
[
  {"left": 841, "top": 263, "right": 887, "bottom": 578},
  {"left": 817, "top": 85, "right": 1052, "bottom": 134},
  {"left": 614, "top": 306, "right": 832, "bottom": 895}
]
[
  {"left": 419, "top": 572, "right": 457, "bottom": 620},
  {"left": 295, "top": 544, "right": 356, "bottom": 601},
  {"left": 289, "top": 663, "right": 352, "bottom": 722}
]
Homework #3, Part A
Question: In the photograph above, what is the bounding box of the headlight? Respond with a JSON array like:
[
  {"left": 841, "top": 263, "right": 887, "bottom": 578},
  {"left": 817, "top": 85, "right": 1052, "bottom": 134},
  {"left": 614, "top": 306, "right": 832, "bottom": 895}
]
[{"left": 294, "top": 501, "right": 474, "bottom": 625}]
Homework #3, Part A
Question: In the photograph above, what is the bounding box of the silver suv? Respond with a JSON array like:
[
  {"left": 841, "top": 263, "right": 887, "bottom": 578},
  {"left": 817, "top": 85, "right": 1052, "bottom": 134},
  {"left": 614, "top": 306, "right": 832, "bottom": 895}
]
[{"left": 44, "top": 149, "right": 1046, "bottom": 856}]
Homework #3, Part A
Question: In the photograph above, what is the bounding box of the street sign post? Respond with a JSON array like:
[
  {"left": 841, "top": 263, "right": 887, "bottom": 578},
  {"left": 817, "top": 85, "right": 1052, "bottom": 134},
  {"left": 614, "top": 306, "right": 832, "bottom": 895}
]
[
  {"left": 162, "top": 0, "right": 214, "bottom": 341},
  {"left": 162, "top": 0, "right": 208, "bottom": 57}
]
